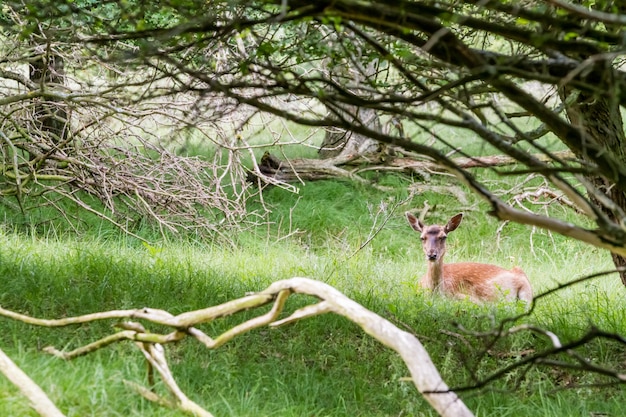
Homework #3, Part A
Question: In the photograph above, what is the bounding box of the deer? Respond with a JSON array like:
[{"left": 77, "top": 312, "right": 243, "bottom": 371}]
[{"left": 405, "top": 212, "right": 533, "bottom": 304}]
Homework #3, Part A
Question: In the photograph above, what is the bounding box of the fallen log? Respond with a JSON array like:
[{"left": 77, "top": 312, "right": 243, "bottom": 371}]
[{"left": 247, "top": 150, "right": 576, "bottom": 185}]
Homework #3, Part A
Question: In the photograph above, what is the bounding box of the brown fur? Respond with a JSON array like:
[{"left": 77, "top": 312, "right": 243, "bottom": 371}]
[{"left": 406, "top": 212, "right": 533, "bottom": 303}]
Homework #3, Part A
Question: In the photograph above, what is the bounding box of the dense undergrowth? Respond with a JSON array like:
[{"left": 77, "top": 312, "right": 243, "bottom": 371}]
[{"left": 0, "top": 173, "right": 624, "bottom": 416}]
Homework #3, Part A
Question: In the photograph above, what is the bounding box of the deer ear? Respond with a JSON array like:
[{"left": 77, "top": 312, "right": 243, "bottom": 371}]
[
  {"left": 445, "top": 213, "right": 463, "bottom": 233},
  {"left": 405, "top": 212, "right": 423, "bottom": 232}
]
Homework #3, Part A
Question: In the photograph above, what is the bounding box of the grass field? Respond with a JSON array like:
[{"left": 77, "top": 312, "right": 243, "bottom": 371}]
[{"left": 0, "top": 171, "right": 624, "bottom": 416}]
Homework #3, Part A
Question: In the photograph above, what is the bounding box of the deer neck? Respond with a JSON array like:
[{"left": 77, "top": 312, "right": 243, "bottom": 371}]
[{"left": 425, "top": 258, "right": 445, "bottom": 290}]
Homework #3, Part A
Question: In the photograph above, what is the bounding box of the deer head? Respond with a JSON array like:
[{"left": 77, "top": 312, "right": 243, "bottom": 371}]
[{"left": 405, "top": 213, "right": 463, "bottom": 262}]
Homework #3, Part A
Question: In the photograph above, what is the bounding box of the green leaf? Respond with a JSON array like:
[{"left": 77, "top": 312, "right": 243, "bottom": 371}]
[{"left": 563, "top": 32, "right": 579, "bottom": 41}]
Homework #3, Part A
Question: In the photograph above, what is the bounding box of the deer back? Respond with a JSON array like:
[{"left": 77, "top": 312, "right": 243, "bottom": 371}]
[{"left": 422, "top": 262, "right": 533, "bottom": 303}]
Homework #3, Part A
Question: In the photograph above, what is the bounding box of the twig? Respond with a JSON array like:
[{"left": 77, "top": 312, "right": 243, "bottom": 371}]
[
  {"left": 137, "top": 343, "right": 215, "bottom": 417},
  {"left": 348, "top": 194, "right": 412, "bottom": 258},
  {"left": 444, "top": 326, "right": 626, "bottom": 394}
]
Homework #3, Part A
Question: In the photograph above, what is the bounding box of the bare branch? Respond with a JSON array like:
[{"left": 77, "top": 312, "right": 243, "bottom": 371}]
[
  {"left": 0, "top": 278, "right": 474, "bottom": 417},
  {"left": 545, "top": 0, "right": 626, "bottom": 24},
  {"left": 137, "top": 343, "right": 215, "bottom": 417},
  {"left": 0, "top": 348, "right": 66, "bottom": 417}
]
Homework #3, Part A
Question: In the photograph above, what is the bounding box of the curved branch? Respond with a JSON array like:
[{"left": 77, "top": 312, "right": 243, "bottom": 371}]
[
  {"left": 546, "top": 0, "right": 626, "bottom": 24},
  {"left": 0, "top": 347, "right": 66, "bottom": 417},
  {"left": 137, "top": 343, "right": 215, "bottom": 417},
  {"left": 0, "top": 278, "right": 474, "bottom": 417},
  {"left": 262, "top": 278, "right": 474, "bottom": 416},
  {"left": 447, "top": 326, "right": 626, "bottom": 393}
]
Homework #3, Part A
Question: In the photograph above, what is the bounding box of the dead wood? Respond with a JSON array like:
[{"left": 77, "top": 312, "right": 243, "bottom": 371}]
[
  {"left": 0, "top": 278, "right": 474, "bottom": 417},
  {"left": 0, "top": 347, "right": 66, "bottom": 417},
  {"left": 248, "top": 150, "right": 576, "bottom": 185}
]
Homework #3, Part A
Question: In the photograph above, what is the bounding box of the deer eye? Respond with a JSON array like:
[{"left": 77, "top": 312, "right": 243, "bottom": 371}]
[{"left": 439, "top": 236, "right": 447, "bottom": 241}]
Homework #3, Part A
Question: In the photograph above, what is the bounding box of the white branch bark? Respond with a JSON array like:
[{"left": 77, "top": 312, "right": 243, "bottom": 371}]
[
  {"left": 0, "top": 278, "right": 474, "bottom": 417},
  {"left": 0, "top": 347, "right": 66, "bottom": 417},
  {"left": 263, "top": 278, "right": 474, "bottom": 417}
]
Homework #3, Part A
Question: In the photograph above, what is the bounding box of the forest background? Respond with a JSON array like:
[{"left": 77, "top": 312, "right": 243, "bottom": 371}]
[{"left": 0, "top": 1, "right": 625, "bottom": 416}]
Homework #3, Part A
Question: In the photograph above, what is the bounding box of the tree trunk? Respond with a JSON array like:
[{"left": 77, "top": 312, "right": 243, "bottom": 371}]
[
  {"left": 563, "top": 90, "right": 626, "bottom": 285},
  {"left": 318, "top": 106, "right": 381, "bottom": 159},
  {"left": 317, "top": 49, "right": 383, "bottom": 160},
  {"left": 30, "top": 46, "right": 70, "bottom": 151}
]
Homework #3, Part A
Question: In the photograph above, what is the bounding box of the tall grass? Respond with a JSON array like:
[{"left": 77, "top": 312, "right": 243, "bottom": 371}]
[{"left": 0, "top": 172, "right": 623, "bottom": 416}]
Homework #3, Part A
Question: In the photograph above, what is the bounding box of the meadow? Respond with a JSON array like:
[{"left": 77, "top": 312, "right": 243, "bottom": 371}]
[{"left": 0, "top": 165, "right": 624, "bottom": 417}]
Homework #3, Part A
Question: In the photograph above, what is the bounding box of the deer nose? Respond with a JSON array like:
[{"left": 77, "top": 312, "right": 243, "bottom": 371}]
[{"left": 426, "top": 252, "right": 438, "bottom": 261}]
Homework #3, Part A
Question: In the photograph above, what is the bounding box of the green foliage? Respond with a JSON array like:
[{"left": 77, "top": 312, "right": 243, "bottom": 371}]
[
  {"left": 0, "top": 170, "right": 623, "bottom": 416},
  {"left": 0, "top": 0, "right": 623, "bottom": 412},
  {"left": 7, "top": 0, "right": 203, "bottom": 35}
]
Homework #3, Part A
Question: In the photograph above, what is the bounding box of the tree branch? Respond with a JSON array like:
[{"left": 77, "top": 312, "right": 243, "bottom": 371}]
[
  {"left": 0, "top": 278, "right": 474, "bottom": 417},
  {"left": 0, "top": 347, "right": 66, "bottom": 417}
]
